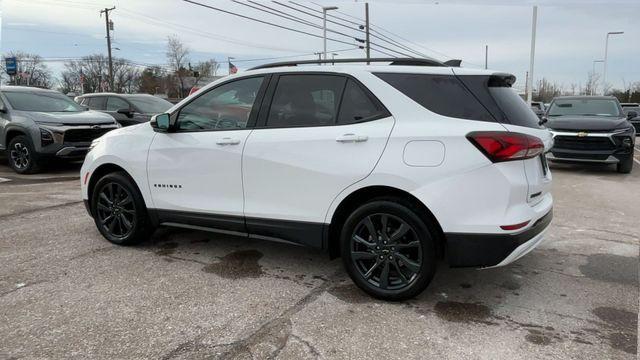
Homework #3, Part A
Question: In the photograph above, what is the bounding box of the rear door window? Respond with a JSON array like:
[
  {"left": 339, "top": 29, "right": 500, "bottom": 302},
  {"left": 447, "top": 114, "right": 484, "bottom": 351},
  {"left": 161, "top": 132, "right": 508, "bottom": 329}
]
[
  {"left": 86, "top": 97, "right": 105, "bottom": 110},
  {"left": 106, "top": 97, "right": 130, "bottom": 111},
  {"left": 266, "top": 74, "right": 346, "bottom": 127},
  {"left": 374, "top": 73, "right": 495, "bottom": 122},
  {"left": 337, "top": 79, "right": 386, "bottom": 124}
]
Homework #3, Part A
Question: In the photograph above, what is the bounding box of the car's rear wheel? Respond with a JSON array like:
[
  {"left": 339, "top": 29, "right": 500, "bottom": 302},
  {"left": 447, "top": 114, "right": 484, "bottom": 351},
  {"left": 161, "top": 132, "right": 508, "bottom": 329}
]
[
  {"left": 91, "top": 172, "right": 153, "bottom": 245},
  {"left": 340, "top": 199, "right": 436, "bottom": 301},
  {"left": 8, "top": 135, "right": 40, "bottom": 174},
  {"left": 616, "top": 155, "right": 633, "bottom": 174}
]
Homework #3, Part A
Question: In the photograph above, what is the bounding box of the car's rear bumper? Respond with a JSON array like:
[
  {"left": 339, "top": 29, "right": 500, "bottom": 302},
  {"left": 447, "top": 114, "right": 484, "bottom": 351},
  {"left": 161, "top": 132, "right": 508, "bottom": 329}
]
[{"left": 445, "top": 209, "right": 553, "bottom": 268}]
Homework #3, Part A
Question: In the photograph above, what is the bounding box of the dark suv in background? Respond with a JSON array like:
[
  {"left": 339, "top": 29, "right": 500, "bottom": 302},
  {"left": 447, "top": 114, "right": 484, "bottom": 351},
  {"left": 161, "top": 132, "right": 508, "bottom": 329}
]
[
  {"left": 545, "top": 96, "right": 636, "bottom": 173},
  {"left": 75, "top": 93, "right": 173, "bottom": 127},
  {"left": 0, "top": 86, "right": 119, "bottom": 173},
  {"left": 620, "top": 103, "right": 640, "bottom": 133}
]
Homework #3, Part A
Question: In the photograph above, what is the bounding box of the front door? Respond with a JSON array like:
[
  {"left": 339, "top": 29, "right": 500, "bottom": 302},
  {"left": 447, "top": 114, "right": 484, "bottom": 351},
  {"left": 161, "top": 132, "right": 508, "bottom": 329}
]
[
  {"left": 147, "top": 76, "right": 267, "bottom": 231},
  {"left": 242, "top": 74, "right": 394, "bottom": 247}
]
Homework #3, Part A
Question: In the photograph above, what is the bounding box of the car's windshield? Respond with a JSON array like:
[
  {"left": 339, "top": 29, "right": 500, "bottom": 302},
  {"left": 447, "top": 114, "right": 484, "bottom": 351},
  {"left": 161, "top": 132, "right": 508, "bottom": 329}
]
[
  {"left": 547, "top": 98, "right": 621, "bottom": 117},
  {"left": 4, "top": 91, "right": 85, "bottom": 112},
  {"left": 128, "top": 96, "right": 172, "bottom": 114}
]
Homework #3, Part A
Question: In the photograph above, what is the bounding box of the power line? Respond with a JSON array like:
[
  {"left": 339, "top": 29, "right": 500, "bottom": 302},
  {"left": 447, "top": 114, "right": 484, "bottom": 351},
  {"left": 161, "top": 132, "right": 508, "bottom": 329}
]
[
  {"left": 182, "top": 0, "right": 359, "bottom": 49},
  {"left": 282, "top": 1, "right": 429, "bottom": 59},
  {"left": 231, "top": 1, "right": 408, "bottom": 57},
  {"left": 117, "top": 8, "right": 304, "bottom": 53}
]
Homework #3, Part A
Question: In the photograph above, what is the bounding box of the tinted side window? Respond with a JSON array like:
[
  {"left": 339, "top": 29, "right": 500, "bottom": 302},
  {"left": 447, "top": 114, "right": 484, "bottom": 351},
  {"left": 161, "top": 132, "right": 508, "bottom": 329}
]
[
  {"left": 337, "top": 79, "right": 385, "bottom": 124},
  {"left": 177, "top": 76, "right": 263, "bottom": 131},
  {"left": 266, "top": 74, "right": 346, "bottom": 127},
  {"left": 106, "top": 97, "right": 129, "bottom": 111},
  {"left": 374, "top": 73, "right": 495, "bottom": 122},
  {"left": 87, "top": 97, "right": 105, "bottom": 110}
]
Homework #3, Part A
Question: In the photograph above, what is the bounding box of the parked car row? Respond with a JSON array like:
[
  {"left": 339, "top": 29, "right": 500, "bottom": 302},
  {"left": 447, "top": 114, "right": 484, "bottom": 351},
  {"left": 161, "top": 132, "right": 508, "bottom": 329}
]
[
  {"left": 74, "top": 93, "right": 173, "bottom": 127},
  {"left": 0, "top": 87, "right": 173, "bottom": 173}
]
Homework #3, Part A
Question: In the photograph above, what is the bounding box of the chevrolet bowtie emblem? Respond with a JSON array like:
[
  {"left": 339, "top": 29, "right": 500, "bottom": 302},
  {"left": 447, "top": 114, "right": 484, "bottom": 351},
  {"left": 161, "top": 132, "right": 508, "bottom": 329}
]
[{"left": 577, "top": 131, "right": 588, "bottom": 137}]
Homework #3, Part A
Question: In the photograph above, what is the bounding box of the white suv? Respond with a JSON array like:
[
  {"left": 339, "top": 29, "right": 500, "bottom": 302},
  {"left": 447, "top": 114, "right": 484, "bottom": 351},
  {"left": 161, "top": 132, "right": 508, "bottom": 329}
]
[{"left": 81, "top": 58, "right": 553, "bottom": 300}]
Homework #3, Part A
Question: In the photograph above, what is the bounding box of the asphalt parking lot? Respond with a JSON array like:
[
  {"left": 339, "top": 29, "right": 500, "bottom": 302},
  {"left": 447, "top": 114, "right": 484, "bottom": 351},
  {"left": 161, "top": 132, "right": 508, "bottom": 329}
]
[{"left": 0, "top": 154, "right": 638, "bottom": 359}]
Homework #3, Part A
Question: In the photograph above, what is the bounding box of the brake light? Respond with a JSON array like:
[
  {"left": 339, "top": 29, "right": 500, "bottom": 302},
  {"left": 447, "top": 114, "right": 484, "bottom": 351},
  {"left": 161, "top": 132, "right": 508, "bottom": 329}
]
[{"left": 467, "top": 131, "right": 544, "bottom": 162}]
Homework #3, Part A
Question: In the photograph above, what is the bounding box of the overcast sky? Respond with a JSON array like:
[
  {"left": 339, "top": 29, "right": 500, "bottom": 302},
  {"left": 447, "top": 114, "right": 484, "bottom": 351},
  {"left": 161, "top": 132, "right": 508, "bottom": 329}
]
[{"left": 1, "top": 0, "right": 639, "bottom": 90}]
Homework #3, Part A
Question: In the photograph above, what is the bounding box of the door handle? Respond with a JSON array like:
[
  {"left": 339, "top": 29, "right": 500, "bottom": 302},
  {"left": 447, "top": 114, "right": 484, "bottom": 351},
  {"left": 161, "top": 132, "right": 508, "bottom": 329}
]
[
  {"left": 216, "top": 137, "right": 241, "bottom": 145},
  {"left": 336, "top": 133, "right": 368, "bottom": 143}
]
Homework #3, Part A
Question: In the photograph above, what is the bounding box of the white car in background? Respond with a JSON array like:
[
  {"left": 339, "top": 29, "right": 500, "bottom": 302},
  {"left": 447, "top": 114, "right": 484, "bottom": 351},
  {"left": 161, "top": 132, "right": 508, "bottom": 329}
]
[{"left": 81, "top": 58, "right": 553, "bottom": 300}]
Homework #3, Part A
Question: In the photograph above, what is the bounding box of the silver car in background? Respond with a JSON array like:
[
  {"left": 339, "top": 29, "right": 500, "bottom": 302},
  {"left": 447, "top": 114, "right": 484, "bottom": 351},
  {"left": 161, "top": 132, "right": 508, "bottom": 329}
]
[{"left": 0, "top": 86, "right": 119, "bottom": 174}]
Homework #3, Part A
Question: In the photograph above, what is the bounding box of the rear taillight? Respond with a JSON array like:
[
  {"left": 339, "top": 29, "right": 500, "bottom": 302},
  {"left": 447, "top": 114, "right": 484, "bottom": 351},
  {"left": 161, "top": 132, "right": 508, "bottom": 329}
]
[{"left": 467, "top": 131, "right": 544, "bottom": 162}]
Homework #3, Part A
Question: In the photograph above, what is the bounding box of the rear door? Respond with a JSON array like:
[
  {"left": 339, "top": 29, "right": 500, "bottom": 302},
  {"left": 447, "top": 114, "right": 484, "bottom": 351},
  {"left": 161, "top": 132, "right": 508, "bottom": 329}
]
[{"left": 242, "top": 73, "right": 394, "bottom": 247}]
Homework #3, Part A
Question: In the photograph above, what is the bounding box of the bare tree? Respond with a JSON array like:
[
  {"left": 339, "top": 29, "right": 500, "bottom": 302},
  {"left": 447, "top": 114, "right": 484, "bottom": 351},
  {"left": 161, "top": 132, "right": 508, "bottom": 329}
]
[
  {"left": 534, "top": 78, "right": 562, "bottom": 103},
  {"left": 583, "top": 71, "right": 601, "bottom": 96},
  {"left": 193, "top": 59, "right": 220, "bottom": 87},
  {"left": 60, "top": 54, "right": 140, "bottom": 94},
  {"left": 166, "top": 35, "right": 190, "bottom": 98},
  {"left": 0, "top": 51, "right": 52, "bottom": 88}
]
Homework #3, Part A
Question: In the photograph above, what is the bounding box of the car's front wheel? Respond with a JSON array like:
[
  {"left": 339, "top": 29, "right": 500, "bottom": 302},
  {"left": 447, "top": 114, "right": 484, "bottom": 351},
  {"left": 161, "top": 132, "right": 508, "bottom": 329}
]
[
  {"left": 616, "top": 155, "right": 633, "bottom": 174},
  {"left": 340, "top": 199, "right": 437, "bottom": 301},
  {"left": 8, "top": 135, "right": 40, "bottom": 174},
  {"left": 91, "top": 172, "right": 153, "bottom": 245}
]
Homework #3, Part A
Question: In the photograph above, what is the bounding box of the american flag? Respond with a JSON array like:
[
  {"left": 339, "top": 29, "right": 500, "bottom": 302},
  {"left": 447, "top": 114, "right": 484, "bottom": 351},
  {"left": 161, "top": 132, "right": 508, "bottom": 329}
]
[{"left": 229, "top": 62, "right": 238, "bottom": 74}]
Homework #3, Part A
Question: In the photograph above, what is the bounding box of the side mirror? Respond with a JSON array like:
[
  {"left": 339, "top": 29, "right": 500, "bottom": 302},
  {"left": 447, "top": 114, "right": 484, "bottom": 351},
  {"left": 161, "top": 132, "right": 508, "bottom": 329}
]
[
  {"left": 0, "top": 103, "right": 6, "bottom": 113},
  {"left": 627, "top": 111, "right": 638, "bottom": 120},
  {"left": 150, "top": 113, "right": 171, "bottom": 132},
  {"left": 117, "top": 108, "right": 134, "bottom": 118}
]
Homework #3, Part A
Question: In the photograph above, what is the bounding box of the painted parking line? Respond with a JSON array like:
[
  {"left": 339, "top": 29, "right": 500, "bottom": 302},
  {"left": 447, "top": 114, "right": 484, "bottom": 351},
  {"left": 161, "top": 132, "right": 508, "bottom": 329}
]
[{"left": 0, "top": 177, "right": 11, "bottom": 183}]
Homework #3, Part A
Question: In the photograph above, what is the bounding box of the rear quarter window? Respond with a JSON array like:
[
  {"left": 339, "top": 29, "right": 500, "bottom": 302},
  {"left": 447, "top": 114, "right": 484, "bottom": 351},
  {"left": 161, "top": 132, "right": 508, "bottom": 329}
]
[
  {"left": 374, "top": 72, "right": 496, "bottom": 123},
  {"left": 457, "top": 75, "right": 542, "bottom": 129}
]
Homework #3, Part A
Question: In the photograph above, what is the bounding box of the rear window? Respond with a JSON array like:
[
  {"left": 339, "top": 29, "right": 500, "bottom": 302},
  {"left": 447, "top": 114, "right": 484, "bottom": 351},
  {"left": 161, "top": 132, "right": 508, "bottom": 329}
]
[
  {"left": 458, "top": 75, "right": 542, "bottom": 129},
  {"left": 374, "top": 73, "right": 495, "bottom": 122}
]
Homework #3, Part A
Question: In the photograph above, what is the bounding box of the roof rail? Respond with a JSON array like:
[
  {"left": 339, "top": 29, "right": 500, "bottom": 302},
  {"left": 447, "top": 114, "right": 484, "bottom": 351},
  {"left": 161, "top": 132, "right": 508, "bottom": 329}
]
[{"left": 248, "top": 57, "right": 450, "bottom": 70}]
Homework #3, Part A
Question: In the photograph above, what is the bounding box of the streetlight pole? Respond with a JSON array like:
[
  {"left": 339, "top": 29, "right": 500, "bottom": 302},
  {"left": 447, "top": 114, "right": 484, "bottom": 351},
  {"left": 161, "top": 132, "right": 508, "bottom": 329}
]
[
  {"left": 592, "top": 59, "right": 604, "bottom": 96},
  {"left": 322, "top": 6, "right": 338, "bottom": 60},
  {"left": 526, "top": 5, "right": 537, "bottom": 106},
  {"left": 602, "top": 31, "right": 623, "bottom": 95}
]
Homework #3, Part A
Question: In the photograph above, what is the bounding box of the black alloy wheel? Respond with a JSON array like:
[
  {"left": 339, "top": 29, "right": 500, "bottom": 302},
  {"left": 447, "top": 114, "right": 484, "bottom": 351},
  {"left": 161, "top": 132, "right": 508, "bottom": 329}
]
[
  {"left": 91, "top": 172, "right": 153, "bottom": 245},
  {"left": 350, "top": 213, "right": 422, "bottom": 290},
  {"left": 341, "top": 199, "right": 436, "bottom": 301},
  {"left": 96, "top": 182, "right": 137, "bottom": 239}
]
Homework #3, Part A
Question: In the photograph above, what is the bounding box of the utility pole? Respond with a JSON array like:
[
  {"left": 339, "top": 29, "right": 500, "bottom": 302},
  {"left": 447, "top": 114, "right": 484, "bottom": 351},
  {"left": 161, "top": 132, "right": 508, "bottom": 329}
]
[
  {"left": 526, "top": 5, "right": 537, "bottom": 106},
  {"left": 484, "top": 45, "right": 488, "bottom": 69},
  {"left": 100, "top": 6, "right": 115, "bottom": 91},
  {"left": 365, "top": 3, "right": 370, "bottom": 63}
]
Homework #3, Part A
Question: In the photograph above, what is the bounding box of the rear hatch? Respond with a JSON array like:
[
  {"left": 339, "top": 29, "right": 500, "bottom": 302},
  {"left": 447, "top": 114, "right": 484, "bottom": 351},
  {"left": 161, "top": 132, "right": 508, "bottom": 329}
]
[{"left": 455, "top": 71, "right": 553, "bottom": 205}]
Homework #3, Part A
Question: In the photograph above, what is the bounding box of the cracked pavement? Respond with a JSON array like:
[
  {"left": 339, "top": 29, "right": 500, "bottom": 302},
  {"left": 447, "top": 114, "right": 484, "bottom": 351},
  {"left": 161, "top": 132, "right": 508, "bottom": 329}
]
[{"left": 0, "top": 159, "right": 638, "bottom": 359}]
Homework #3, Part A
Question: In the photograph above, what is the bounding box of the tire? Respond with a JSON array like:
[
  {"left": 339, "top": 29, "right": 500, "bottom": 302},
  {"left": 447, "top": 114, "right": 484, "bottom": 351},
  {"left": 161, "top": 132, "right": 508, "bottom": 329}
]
[
  {"left": 616, "top": 155, "right": 633, "bottom": 174},
  {"left": 7, "top": 135, "right": 40, "bottom": 174},
  {"left": 340, "top": 199, "right": 437, "bottom": 301},
  {"left": 90, "top": 171, "right": 153, "bottom": 245}
]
